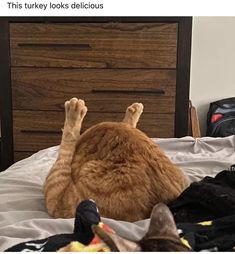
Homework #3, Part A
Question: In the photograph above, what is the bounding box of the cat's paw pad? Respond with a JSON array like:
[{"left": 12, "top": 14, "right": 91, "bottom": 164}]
[
  {"left": 65, "top": 98, "right": 87, "bottom": 126},
  {"left": 127, "top": 103, "right": 144, "bottom": 115}
]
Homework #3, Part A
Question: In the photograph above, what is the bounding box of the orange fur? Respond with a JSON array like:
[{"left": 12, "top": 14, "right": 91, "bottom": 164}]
[{"left": 44, "top": 98, "right": 188, "bottom": 221}]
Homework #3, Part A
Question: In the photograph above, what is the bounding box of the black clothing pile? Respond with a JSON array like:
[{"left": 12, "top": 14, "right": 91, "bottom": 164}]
[{"left": 169, "top": 169, "right": 235, "bottom": 251}]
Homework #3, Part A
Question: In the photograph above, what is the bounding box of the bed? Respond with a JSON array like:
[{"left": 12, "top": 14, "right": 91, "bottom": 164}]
[
  {"left": 1, "top": 134, "right": 235, "bottom": 251},
  {"left": 1, "top": 17, "right": 234, "bottom": 251}
]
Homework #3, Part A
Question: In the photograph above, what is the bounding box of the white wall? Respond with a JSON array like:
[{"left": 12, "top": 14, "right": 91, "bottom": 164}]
[{"left": 190, "top": 16, "right": 235, "bottom": 135}]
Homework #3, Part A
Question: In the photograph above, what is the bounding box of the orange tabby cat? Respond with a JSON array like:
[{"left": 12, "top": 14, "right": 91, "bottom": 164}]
[{"left": 44, "top": 98, "right": 188, "bottom": 221}]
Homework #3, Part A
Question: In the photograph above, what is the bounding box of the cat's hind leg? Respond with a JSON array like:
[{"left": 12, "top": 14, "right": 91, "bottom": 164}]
[
  {"left": 44, "top": 98, "right": 87, "bottom": 218},
  {"left": 122, "top": 102, "right": 144, "bottom": 128}
]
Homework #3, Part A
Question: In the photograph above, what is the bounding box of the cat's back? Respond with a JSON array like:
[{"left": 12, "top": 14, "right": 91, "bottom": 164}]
[
  {"left": 70, "top": 122, "right": 187, "bottom": 221},
  {"left": 70, "top": 122, "right": 158, "bottom": 220},
  {"left": 79, "top": 121, "right": 150, "bottom": 144},
  {"left": 73, "top": 122, "right": 158, "bottom": 163}
]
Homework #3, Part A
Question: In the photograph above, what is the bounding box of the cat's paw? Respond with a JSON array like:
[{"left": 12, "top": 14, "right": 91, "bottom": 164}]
[
  {"left": 123, "top": 103, "right": 144, "bottom": 127},
  {"left": 127, "top": 103, "right": 144, "bottom": 116},
  {"left": 64, "top": 98, "right": 87, "bottom": 128}
]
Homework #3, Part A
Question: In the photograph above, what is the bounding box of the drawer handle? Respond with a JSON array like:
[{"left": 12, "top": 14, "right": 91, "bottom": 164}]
[
  {"left": 17, "top": 43, "right": 91, "bottom": 49},
  {"left": 21, "top": 130, "right": 61, "bottom": 135},
  {"left": 91, "top": 88, "right": 165, "bottom": 94}
]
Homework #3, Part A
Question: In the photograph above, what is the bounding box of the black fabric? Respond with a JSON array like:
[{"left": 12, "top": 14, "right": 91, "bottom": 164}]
[
  {"left": 74, "top": 199, "right": 100, "bottom": 244},
  {"left": 168, "top": 169, "right": 235, "bottom": 251},
  {"left": 169, "top": 170, "right": 235, "bottom": 223},
  {"left": 178, "top": 214, "right": 235, "bottom": 251},
  {"left": 206, "top": 97, "right": 235, "bottom": 137},
  {"left": 6, "top": 234, "right": 79, "bottom": 252},
  {"left": 6, "top": 200, "right": 100, "bottom": 252}
]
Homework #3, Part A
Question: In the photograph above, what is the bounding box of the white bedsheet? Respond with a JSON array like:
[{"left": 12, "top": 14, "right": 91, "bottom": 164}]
[{"left": 0, "top": 136, "right": 235, "bottom": 251}]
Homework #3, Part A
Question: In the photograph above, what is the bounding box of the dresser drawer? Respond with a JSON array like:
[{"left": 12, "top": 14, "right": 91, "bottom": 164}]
[
  {"left": 10, "top": 22, "right": 177, "bottom": 68},
  {"left": 13, "top": 110, "right": 174, "bottom": 152},
  {"left": 12, "top": 68, "right": 176, "bottom": 114},
  {"left": 14, "top": 151, "right": 35, "bottom": 162}
]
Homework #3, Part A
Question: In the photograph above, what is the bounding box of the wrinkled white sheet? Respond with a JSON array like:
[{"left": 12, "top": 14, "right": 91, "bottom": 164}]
[{"left": 0, "top": 136, "right": 235, "bottom": 251}]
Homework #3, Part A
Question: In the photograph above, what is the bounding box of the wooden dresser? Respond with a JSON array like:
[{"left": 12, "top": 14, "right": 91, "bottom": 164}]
[{"left": 0, "top": 17, "right": 192, "bottom": 171}]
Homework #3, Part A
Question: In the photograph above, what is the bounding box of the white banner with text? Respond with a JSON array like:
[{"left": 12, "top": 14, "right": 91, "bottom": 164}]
[{"left": 0, "top": 0, "right": 234, "bottom": 17}]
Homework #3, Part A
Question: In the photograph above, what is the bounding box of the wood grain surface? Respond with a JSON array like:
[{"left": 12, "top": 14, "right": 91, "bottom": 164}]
[
  {"left": 14, "top": 151, "right": 36, "bottom": 162},
  {"left": 10, "top": 21, "right": 178, "bottom": 161},
  {"left": 12, "top": 68, "right": 176, "bottom": 113},
  {"left": 10, "top": 23, "right": 177, "bottom": 68}
]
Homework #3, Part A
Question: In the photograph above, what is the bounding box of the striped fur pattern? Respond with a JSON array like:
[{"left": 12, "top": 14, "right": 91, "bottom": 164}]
[{"left": 44, "top": 98, "right": 188, "bottom": 221}]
